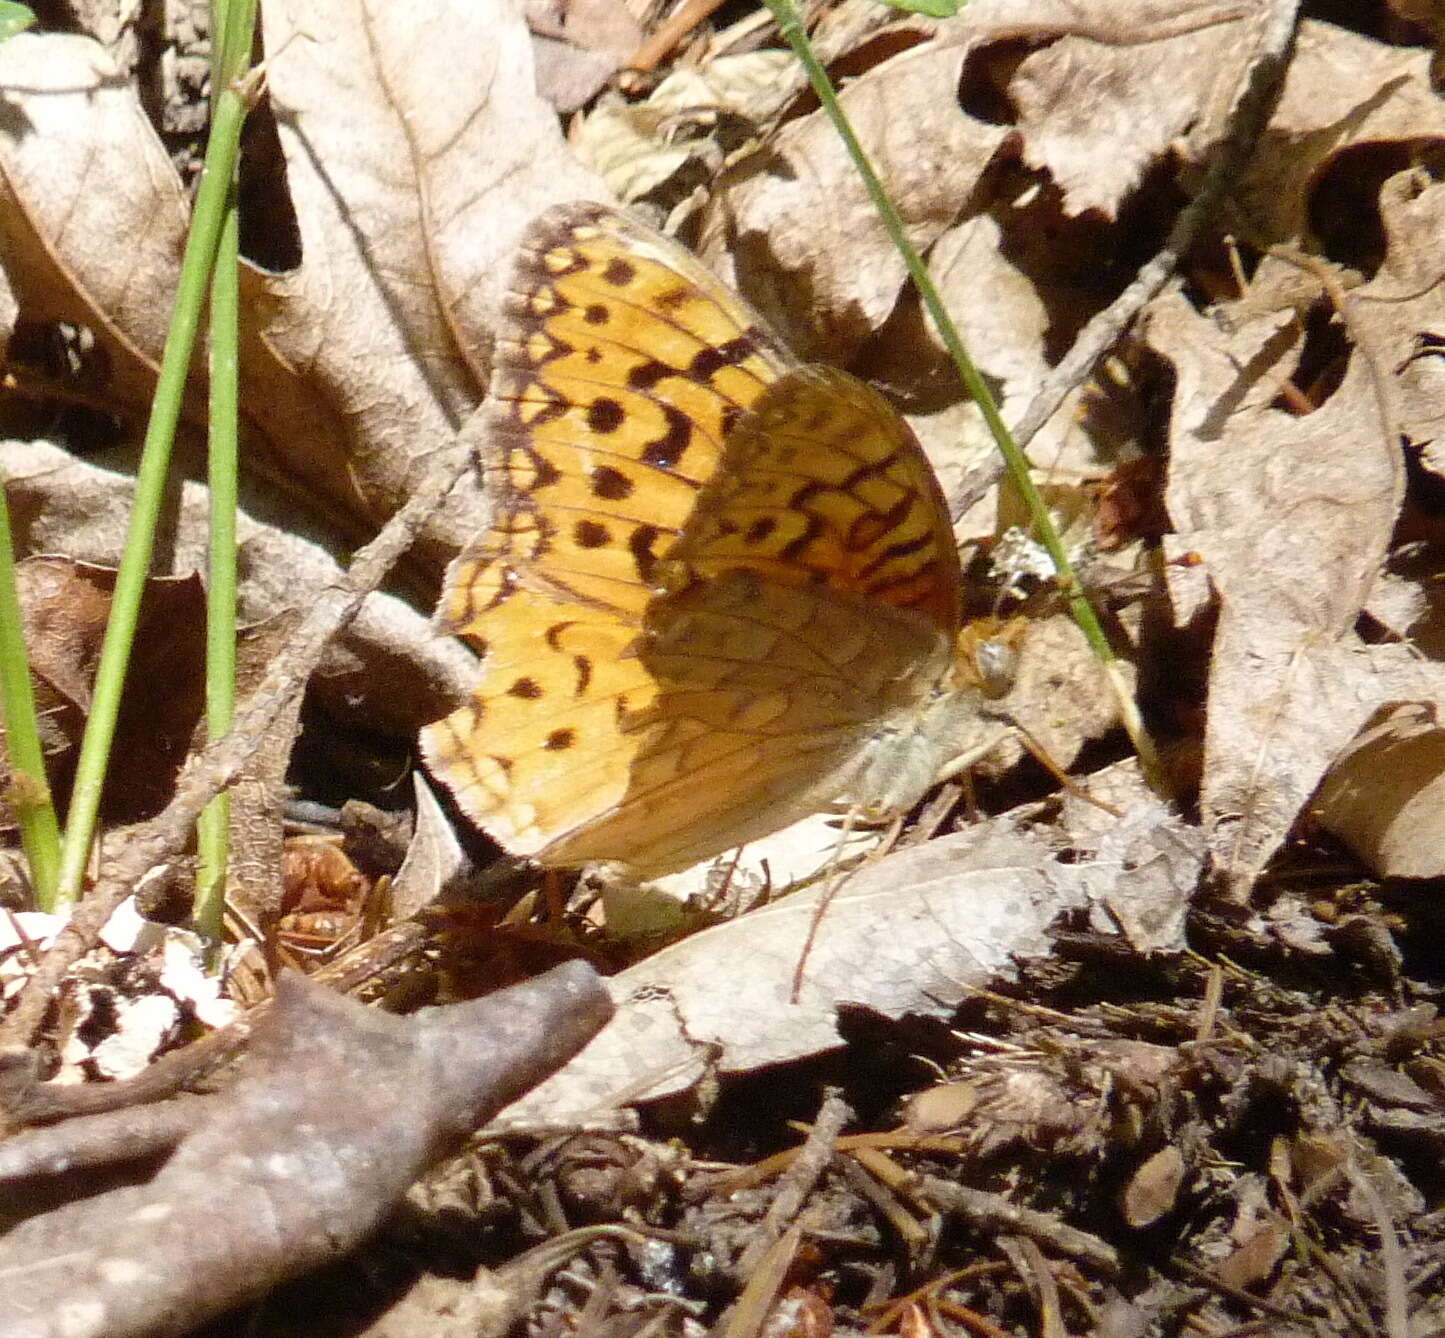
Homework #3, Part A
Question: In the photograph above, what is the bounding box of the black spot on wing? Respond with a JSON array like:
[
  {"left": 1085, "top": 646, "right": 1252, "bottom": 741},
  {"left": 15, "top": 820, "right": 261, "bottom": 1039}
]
[
  {"left": 575, "top": 519, "right": 609, "bottom": 549},
  {"left": 602, "top": 258, "right": 636, "bottom": 286},
  {"left": 687, "top": 336, "right": 757, "bottom": 383},
  {"left": 630, "top": 524, "right": 662, "bottom": 584},
  {"left": 640, "top": 404, "right": 694, "bottom": 470},
  {"left": 590, "top": 465, "right": 633, "bottom": 501},
  {"left": 587, "top": 398, "right": 624, "bottom": 433}
]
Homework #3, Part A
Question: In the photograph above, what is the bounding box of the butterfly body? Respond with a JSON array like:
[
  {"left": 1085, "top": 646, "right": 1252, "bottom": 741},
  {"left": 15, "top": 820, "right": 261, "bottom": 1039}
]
[{"left": 422, "top": 203, "right": 992, "bottom": 877}]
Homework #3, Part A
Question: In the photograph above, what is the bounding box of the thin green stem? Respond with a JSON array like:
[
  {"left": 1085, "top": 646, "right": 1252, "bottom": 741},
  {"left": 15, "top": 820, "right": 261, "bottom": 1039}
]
[
  {"left": 195, "top": 190, "right": 240, "bottom": 947},
  {"left": 192, "top": 0, "right": 253, "bottom": 947},
  {"left": 0, "top": 483, "right": 60, "bottom": 909},
  {"left": 54, "top": 11, "right": 256, "bottom": 906},
  {"left": 762, "top": 0, "right": 1108, "bottom": 646}
]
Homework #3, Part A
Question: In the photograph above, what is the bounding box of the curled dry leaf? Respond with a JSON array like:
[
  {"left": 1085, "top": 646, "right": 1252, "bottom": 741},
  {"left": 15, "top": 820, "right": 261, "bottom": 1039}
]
[
  {"left": 1151, "top": 24, "right": 1445, "bottom": 892},
  {"left": 0, "top": 963, "right": 611, "bottom": 1338},
  {"left": 916, "top": 210, "right": 1099, "bottom": 438},
  {"left": 496, "top": 786, "right": 1202, "bottom": 1127},
  {"left": 694, "top": 0, "right": 1259, "bottom": 429},
  {"left": 1312, "top": 704, "right": 1445, "bottom": 879},
  {"left": 386, "top": 774, "right": 472, "bottom": 921},
  {"left": 992, "top": 0, "right": 1257, "bottom": 220}
]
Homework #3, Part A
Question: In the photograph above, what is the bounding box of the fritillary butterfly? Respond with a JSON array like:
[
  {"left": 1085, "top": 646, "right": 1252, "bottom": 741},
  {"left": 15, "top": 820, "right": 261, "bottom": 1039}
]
[{"left": 421, "top": 203, "right": 998, "bottom": 877}]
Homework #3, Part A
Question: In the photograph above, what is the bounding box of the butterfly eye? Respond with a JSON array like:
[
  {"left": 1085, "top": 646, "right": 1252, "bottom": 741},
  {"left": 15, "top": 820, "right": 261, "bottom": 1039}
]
[{"left": 974, "top": 638, "right": 1019, "bottom": 699}]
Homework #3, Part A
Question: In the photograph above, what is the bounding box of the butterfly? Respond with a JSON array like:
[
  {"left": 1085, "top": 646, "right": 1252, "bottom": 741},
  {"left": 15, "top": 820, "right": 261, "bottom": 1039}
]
[{"left": 421, "top": 202, "right": 1000, "bottom": 877}]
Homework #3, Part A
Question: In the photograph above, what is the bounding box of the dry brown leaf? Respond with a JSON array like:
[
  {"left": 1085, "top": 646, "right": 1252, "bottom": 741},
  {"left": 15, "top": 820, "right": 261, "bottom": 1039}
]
[
  {"left": 256, "top": 0, "right": 607, "bottom": 548},
  {"left": 992, "top": 612, "right": 1123, "bottom": 775},
  {"left": 1312, "top": 704, "right": 1445, "bottom": 879},
  {"left": 1155, "top": 292, "right": 1395, "bottom": 632},
  {"left": 1121, "top": 1145, "right": 1186, "bottom": 1228},
  {"left": 1148, "top": 34, "right": 1445, "bottom": 889},
  {"left": 1345, "top": 174, "right": 1445, "bottom": 485},
  {"left": 687, "top": 2, "right": 1258, "bottom": 382},
  {"left": 914, "top": 211, "right": 1098, "bottom": 436},
  {"left": 676, "top": 2, "right": 1262, "bottom": 483},
  {"left": 1218, "top": 1218, "right": 1289, "bottom": 1290},
  {"left": 699, "top": 30, "right": 1003, "bottom": 364},
  {"left": 0, "top": 34, "right": 191, "bottom": 417},
  {"left": 1237, "top": 22, "right": 1445, "bottom": 251},
  {"left": 0, "top": 561, "right": 320, "bottom": 918},
  {"left": 981, "top": 0, "right": 1256, "bottom": 219},
  {"left": 495, "top": 791, "right": 1200, "bottom": 1126},
  {"left": 525, "top": 0, "right": 645, "bottom": 112},
  {"left": 1150, "top": 288, "right": 1424, "bottom": 893},
  {"left": 0, "top": 32, "right": 372, "bottom": 544},
  {"left": 3, "top": 559, "right": 205, "bottom": 825}
]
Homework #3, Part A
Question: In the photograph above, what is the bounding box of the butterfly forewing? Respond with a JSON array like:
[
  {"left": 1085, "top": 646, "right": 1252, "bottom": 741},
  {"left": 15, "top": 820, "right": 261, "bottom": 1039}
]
[{"left": 480, "top": 204, "right": 794, "bottom": 618}]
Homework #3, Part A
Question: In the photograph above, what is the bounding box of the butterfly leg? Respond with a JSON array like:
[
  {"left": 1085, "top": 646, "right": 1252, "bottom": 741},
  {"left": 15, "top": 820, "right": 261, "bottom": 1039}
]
[
  {"left": 542, "top": 868, "right": 570, "bottom": 922},
  {"left": 789, "top": 804, "right": 893, "bottom": 1003}
]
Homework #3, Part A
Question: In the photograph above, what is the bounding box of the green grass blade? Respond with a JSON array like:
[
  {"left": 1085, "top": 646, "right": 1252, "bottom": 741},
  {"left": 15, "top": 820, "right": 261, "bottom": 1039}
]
[
  {"left": 760, "top": 0, "right": 1156, "bottom": 776},
  {"left": 0, "top": 481, "right": 60, "bottom": 909},
  {"left": 54, "top": 25, "right": 255, "bottom": 907},
  {"left": 194, "top": 191, "right": 240, "bottom": 948},
  {"left": 193, "top": 0, "right": 253, "bottom": 948}
]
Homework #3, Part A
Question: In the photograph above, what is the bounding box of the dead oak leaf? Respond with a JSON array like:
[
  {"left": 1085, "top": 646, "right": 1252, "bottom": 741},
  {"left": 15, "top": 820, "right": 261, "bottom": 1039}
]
[{"left": 1150, "top": 291, "right": 1419, "bottom": 894}]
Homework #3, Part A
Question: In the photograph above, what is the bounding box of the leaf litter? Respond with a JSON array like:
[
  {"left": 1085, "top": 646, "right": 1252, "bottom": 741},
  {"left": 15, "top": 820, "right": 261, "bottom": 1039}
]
[{"left": 3, "top": 1, "right": 1445, "bottom": 1335}]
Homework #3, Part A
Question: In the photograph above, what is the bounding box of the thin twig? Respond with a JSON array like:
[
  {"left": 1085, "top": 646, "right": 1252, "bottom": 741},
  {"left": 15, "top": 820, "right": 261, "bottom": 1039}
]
[
  {"left": 736, "top": 1087, "right": 851, "bottom": 1277},
  {"left": 626, "top": 0, "right": 729, "bottom": 72},
  {"left": 1343, "top": 1156, "right": 1411, "bottom": 1338},
  {"left": 918, "top": 1176, "right": 1119, "bottom": 1274}
]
